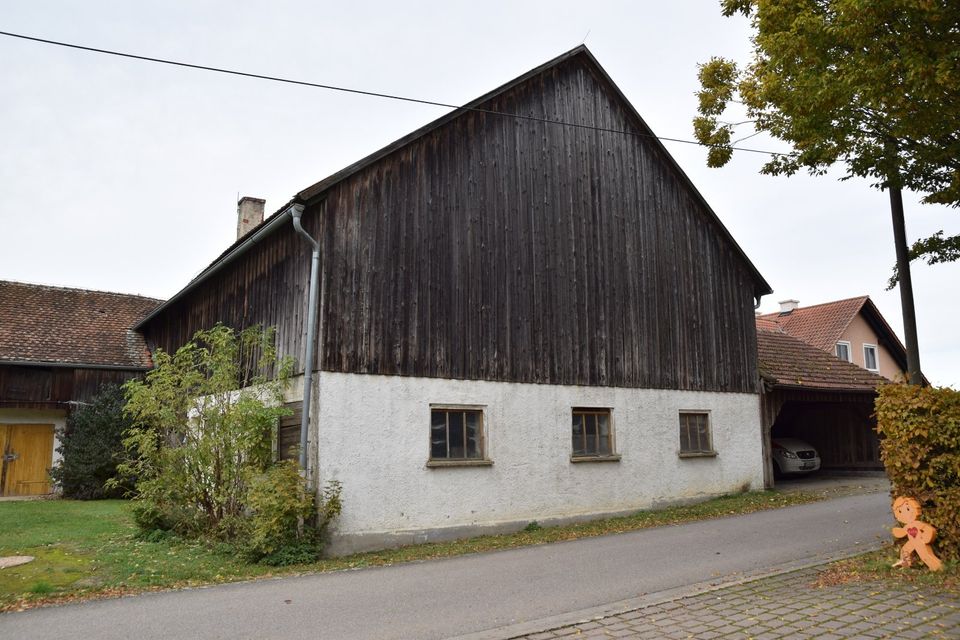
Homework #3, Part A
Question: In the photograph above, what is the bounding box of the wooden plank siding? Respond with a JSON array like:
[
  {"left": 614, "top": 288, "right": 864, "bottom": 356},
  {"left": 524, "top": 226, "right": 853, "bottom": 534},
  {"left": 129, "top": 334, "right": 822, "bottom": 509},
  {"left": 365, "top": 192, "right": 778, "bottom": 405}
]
[
  {"left": 0, "top": 364, "right": 143, "bottom": 409},
  {"left": 141, "top": 54, "right": 763, "bottom": 394},
  {"left": 143, "top": 223, "right": 312, "bottom": 375},
  {"left": 277, "top": 401, "right": 303, "bottom": 461}
]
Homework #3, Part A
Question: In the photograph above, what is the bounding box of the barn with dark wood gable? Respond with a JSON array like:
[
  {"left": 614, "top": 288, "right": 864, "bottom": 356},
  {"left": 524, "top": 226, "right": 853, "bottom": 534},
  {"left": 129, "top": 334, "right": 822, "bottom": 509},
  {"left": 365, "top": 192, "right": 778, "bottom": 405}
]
[{"left": 138, "top": 46, "right": 773, "bottom": 553}]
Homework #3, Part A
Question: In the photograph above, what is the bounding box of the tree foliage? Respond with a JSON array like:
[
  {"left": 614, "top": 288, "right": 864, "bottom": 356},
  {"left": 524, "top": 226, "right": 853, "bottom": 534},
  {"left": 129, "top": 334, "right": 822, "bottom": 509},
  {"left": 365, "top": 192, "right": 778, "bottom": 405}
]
[
  {"left": 50, "top": 384, "right": 133, "bottom": 499},
  {"left": 117, "top": 324, "right": 295, "bottom": 535},
  {"left": 695, "top": 0, "right": 960, "bottom": 271},
  {"left": 887, "top": 230, "right": 960, "bottom": 289}
]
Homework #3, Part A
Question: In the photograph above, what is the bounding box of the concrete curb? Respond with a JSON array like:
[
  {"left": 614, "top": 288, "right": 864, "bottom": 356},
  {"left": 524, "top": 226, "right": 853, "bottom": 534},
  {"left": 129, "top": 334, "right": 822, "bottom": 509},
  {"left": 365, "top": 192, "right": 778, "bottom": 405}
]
[{"left": 447, "top": 543, "right": 884, "bottom": 640}]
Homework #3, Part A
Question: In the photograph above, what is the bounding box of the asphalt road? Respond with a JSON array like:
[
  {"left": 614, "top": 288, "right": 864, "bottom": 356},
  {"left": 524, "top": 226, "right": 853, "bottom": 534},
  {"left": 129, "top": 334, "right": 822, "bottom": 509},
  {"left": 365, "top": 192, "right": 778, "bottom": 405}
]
[{"left": 1, "top": 492, "right": 891, "bottom": 640}]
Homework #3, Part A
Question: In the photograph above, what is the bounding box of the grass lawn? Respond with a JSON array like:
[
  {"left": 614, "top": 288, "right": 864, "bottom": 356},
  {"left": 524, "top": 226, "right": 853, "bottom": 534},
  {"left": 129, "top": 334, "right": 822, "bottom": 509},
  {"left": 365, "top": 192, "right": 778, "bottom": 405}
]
[{"left": 0, "top": 490, "right": 820, "bottom": 611}]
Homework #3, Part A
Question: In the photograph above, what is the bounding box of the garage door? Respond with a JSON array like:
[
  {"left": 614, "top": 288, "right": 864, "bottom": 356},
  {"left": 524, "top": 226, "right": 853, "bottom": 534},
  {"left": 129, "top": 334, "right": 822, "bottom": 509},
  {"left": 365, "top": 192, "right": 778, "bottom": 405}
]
[{"left": 0, "top": 424, "right": 55, "bottom": 496}]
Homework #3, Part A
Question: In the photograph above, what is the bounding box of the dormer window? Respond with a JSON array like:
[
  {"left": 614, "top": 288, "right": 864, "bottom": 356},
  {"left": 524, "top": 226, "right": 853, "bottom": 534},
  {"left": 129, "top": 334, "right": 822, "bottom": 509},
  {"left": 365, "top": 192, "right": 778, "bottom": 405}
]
[{"left": 835, "top": 341, "right": 852, "bottom": 362}]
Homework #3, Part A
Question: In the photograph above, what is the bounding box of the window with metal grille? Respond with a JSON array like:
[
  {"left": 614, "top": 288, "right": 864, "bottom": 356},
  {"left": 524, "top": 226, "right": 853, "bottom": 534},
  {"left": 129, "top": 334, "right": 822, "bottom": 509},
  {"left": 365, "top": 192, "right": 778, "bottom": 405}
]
[
  {"left": 430, "top": 407, "right": 484, "bottom": 461},
  {"left": 678, "top": 411, "right": 713, "bottom": 455},
  {"left": 571, "top": 408, "right": 615, "bottom": 458}
]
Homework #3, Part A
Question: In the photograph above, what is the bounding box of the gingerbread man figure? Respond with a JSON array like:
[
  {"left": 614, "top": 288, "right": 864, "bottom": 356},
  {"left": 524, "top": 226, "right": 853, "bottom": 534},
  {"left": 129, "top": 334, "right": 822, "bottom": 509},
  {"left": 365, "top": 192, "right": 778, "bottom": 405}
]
[{"left": 891, "top": 496, "right": 943, "bottom": 572}]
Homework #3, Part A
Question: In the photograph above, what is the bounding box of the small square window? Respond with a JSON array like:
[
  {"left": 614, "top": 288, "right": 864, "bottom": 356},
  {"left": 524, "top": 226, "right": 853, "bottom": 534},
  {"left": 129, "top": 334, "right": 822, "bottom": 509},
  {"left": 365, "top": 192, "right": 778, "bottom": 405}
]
[
  {"left": 863, "top": 344, "right": 879, "bottom": 371},
  {"left": 571, "top": 408, "right": 615, "bottom": 458},
  {"left": 836, "top": 341, "right": 851, "bottom": 362},
  {"left": 430, "top": 407, "right": 485, "bottom": 461},
  {"left": 679, "top": 412, "right": 714, "bottom": 456}
]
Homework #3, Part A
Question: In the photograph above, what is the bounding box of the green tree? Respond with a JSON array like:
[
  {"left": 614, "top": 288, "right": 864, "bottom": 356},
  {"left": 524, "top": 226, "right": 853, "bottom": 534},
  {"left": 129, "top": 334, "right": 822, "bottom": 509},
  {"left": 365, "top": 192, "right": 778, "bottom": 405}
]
[
  {"left": 50, "top": 384, "right": 133, "bottom": 499},
  {"left": 117, "top": 324, "right": 294, "bottom": 535},
  {"left": 694, "top": 0, "right": 960, "bottom": 385}
]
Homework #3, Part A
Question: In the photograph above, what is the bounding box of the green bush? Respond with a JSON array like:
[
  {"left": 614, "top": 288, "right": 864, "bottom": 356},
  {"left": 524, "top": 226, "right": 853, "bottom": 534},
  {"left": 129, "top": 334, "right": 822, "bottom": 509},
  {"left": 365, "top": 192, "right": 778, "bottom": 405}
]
[
  {"left": 876, "top": 383, "right": 960, "bottom": 561},
  {"left": 114, "top": 324, "right": 343, "bottom": 563},
  {"left": 50, "top": 384, "right": 134, "bottom": 499},
  {"left": 117, "top": 324, "right": 293, "bottom": 535},
  {"left": 243, "top": 461, "right": 342, "bottom": 565}
]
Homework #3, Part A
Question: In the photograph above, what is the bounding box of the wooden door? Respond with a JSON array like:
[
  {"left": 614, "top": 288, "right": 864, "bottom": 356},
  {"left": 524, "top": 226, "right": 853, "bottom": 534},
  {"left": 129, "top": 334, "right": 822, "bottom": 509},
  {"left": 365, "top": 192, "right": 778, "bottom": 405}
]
[{"left": 0, "top": 424, "right": 55, "bottom": 496}]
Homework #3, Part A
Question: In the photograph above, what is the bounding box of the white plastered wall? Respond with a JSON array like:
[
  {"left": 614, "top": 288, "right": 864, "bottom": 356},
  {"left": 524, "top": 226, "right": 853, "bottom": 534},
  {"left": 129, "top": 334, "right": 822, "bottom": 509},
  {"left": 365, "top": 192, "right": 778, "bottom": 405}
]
[{"left": 314, "top": 372, "right": 764, "bottom": 554}]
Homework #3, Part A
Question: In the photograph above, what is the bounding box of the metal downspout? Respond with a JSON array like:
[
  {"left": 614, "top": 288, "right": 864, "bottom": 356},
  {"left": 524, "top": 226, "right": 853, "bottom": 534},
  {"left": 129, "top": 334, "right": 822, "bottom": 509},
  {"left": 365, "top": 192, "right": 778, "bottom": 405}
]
[{"left": 290, "top": 204, "right": 320, "bottom": 489}]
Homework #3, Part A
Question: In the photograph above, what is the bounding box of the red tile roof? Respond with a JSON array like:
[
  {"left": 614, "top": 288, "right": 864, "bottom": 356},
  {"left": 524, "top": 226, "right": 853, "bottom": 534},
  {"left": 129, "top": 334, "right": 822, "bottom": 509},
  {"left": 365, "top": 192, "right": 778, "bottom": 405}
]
[
  {"left": 756, "top": 325, "right": 886, "bottom": 391},
  {"left": 757, "top": 296, "right": 868, "bottom": 352},
  {"left": 754, "top": 316, "right": 781, "bottom": 332},
  {"left": 0, "top": 281, "right": 162, "bottom": 369}
]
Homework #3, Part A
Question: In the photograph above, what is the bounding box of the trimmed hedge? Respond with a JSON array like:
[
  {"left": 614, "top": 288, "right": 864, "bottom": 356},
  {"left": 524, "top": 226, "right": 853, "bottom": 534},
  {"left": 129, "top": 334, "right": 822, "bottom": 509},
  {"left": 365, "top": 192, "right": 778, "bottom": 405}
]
[{"left": 876, "top": 383, "right": 960, "bottom": 561}]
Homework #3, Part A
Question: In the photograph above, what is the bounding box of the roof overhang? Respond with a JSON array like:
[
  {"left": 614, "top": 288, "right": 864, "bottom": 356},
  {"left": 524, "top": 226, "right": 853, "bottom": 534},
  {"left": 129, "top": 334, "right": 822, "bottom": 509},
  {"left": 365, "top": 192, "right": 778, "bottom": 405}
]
[
  {"left": 0, "top": 359, "right": 151, "bottom": 371},
  {"left": 765, "top": 382, "right": 879, "bottom": 394}
]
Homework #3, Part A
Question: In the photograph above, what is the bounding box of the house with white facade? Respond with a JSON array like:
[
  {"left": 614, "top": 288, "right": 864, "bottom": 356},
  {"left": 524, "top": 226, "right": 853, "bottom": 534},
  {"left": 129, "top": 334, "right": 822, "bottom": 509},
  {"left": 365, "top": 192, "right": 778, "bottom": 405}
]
[{"left": 136, "top": 46, "right": 774, "bottom": 554}]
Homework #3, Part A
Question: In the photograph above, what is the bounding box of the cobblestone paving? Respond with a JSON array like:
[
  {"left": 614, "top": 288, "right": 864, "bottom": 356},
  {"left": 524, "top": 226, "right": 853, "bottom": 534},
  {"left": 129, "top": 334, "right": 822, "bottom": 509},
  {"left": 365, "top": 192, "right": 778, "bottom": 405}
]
[{"left": 515, "top": 567, "right": 960, "bottom": 639}]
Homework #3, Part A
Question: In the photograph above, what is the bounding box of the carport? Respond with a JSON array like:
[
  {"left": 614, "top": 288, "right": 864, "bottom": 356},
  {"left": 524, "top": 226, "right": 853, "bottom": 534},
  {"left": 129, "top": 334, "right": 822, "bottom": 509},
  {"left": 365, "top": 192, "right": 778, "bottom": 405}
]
[{"left": 757, "top": 329, "right": 886, "bottom": 488}]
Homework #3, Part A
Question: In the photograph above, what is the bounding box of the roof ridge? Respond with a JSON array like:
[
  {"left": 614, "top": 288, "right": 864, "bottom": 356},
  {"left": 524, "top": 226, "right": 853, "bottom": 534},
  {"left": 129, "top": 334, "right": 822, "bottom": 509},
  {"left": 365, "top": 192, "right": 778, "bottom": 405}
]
[
  {"left": 763, "top": 295, "right": 870, "bottom": 316},
  {"left": 295, "top": 44, "right": 598, "bottom": 204},
  {"left": 0, "top": 279, "right": 164, "bottom": 303}
]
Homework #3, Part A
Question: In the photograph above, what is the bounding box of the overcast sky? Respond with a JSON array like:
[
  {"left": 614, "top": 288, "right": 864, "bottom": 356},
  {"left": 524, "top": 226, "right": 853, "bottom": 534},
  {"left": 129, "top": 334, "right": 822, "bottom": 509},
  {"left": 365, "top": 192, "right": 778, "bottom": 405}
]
[{"left": 1, "top": 1, "right": 957, "bottom": 386}]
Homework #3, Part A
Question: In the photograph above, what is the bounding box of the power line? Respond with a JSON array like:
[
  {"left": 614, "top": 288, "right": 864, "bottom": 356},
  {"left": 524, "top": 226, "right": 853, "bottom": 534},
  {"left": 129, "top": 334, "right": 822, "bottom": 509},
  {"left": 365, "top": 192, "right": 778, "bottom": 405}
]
[{"left": 0, "top": 29, "right": 784, "bottom": 157}]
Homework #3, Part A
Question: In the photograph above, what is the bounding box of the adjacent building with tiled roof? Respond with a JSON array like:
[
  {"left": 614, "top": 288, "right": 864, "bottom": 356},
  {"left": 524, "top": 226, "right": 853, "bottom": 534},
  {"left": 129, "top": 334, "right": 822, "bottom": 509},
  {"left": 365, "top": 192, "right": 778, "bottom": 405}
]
[
  {"left": 757, "top": 296, "right": 910, "bottom": 382},
  {"left": 756, "top": 327, "right": 887, "bottom": 392},
  {"left": 756, "top": 315, "right": 889, "bottom": 476},
  {"left": 0, "top": 280, "right": 160, "bottom": 369},
  {"left": 0, "top": 280, "right": 162, "bottom": 497}
]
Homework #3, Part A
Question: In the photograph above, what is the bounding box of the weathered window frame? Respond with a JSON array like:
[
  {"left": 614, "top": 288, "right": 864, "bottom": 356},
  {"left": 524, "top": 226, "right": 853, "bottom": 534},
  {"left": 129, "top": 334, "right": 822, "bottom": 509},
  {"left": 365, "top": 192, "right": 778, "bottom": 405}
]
[
  {"left": 570, "top": 407, "right": 620, "bottom": 462},
  {"left": 678, "top": 411, "right": 716, "bottom": 458},
  {"left": 427, "top": 404, "right": 492, "bottom": 467},
  {"left": 863, "top": 344, "right": 879, "bottom": 372}
]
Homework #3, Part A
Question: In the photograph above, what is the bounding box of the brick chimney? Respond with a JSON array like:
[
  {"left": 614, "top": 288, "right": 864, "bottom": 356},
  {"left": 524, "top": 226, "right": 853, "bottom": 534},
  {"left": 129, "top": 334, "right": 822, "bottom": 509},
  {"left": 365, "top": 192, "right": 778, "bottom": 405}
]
[
  {"left": 778, "top": 299, "right": 800, "bottom": 314},
  {"left": 236, "top": 197, "right": 265, "bottom": 240}
]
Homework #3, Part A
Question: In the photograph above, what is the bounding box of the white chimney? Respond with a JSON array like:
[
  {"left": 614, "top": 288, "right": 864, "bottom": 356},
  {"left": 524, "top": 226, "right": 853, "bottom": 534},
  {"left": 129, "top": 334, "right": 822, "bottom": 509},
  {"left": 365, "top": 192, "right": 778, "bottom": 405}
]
[
  {"left": 779, "top": 299, "right": 800, "bottom": 314},
  {"left": 237, "top": 197, "right": 265, "bottom": 239}
]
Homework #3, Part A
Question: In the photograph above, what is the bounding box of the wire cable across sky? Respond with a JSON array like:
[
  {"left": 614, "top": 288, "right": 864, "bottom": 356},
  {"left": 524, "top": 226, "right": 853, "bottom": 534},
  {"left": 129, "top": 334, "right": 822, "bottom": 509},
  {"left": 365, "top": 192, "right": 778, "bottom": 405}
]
[{"left": 0, "top": 29, "right": 784, "bottom": 157}]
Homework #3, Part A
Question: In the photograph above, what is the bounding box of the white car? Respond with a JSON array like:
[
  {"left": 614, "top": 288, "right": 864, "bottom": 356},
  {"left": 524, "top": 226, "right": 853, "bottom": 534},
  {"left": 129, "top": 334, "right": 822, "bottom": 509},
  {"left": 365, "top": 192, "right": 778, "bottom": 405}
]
[{"left": 772, "top": 437, "right": 821, "bottom": 475}]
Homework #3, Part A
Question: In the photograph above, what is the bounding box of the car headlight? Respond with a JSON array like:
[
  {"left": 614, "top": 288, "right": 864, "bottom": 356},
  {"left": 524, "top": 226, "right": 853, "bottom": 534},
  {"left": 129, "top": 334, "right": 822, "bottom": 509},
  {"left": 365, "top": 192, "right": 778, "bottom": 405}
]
[{"left": 781, "top": 451, "right": 797, "bottom": 459}]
